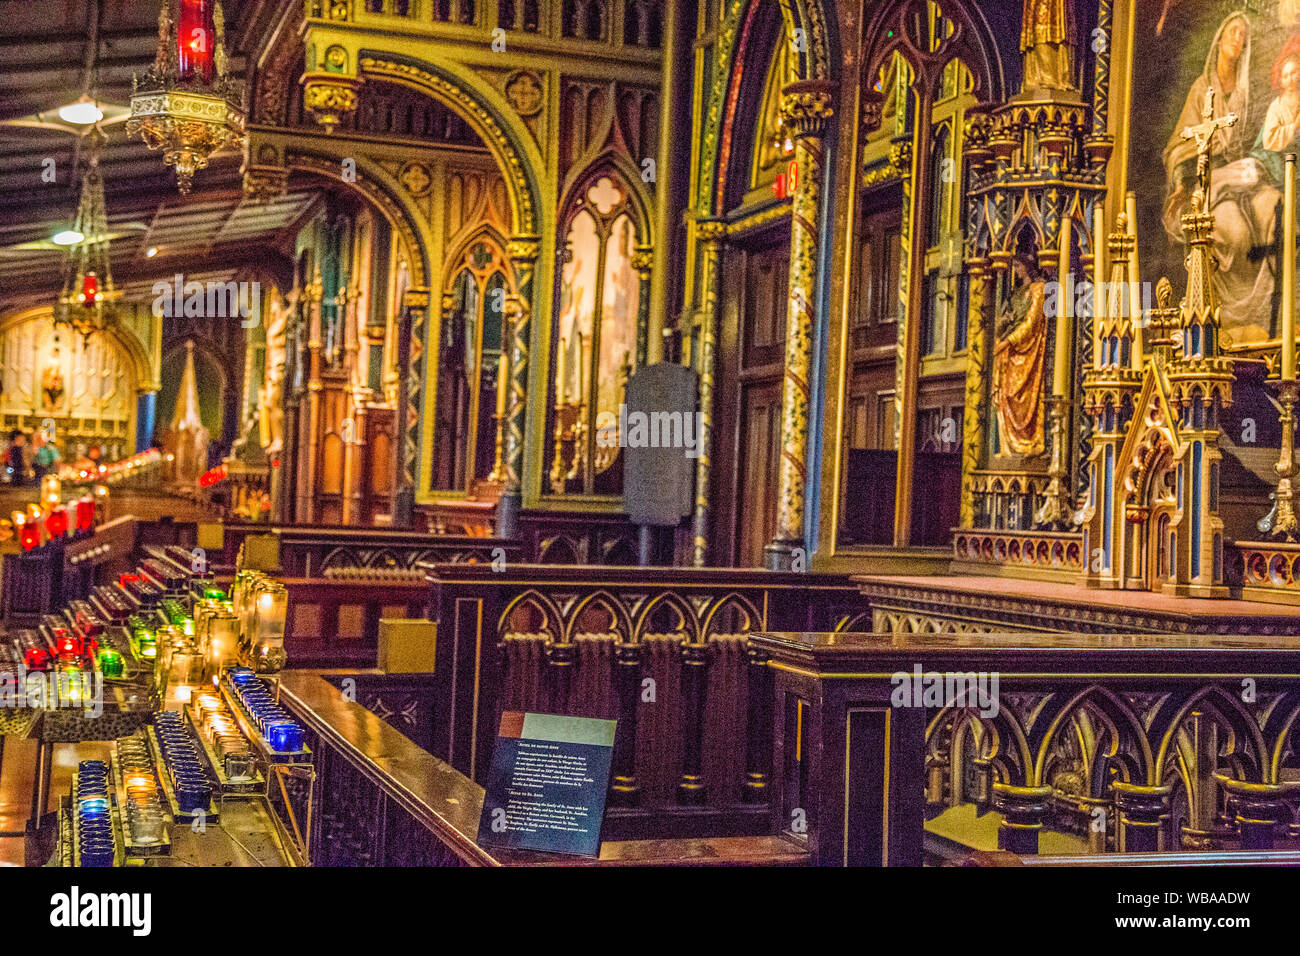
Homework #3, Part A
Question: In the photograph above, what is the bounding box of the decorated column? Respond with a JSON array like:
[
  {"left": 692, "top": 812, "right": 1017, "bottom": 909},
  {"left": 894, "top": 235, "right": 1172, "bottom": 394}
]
[
  {"left": 691, "top": 220, "right": 727, "bottom": 567},
  {"left": 302, "top": 269, "right": 324, "bottom": 524},
  {"left": 764, "top": 80, "right": 836, "bottom": 571},
  {"left": 632, "top": 246, "right": 654, "bottom": 368},
  {"left": 498, "top": 236, "right": 540, "bottom": 540},
  {"left": 392, "top": 287, "right": 429, "bottom": 528}
]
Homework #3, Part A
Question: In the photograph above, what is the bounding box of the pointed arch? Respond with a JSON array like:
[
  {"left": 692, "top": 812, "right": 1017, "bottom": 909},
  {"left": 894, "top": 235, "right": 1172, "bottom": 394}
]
[
  {"left": 1028, "top": 685, "right": 1155, "bottom": 787},
  {"left": 701, "top": 591, "right": 764, "bottom": 639},
  {"left": 1150, "top": 686, "right": 1271, "bottom": 785},
  {"left": 700, "top": 0, "right": 835, "bottom": 218},
  {"left": 498, "top": 588, "right": 565, "bottom": 640},
  {"left": 357, "top": 54, "right": 544, "bottom": 239},
  {"left": 565, "top": 589, "right": 634, "bottom": 643},
  {"left": 635, "top": 591, "right": 702, "bottom": 643}
]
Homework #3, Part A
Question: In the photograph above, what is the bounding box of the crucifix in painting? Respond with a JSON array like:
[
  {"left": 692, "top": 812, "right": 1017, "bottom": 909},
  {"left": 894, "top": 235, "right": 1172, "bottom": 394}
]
[{"left": 1180, "top": 86, "right": 1239, "bottom": 204}]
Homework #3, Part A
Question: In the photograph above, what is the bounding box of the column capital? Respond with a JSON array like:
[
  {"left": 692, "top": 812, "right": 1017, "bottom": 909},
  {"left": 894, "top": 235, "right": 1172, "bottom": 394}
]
[
  {"left": 695, "top": 219, "right": 729, "bottom": 247},
  {"left": 631, "top": 245, "right": 654, "bottom": 278},
  {"left": 402, "top": 288, "right": 431, "bottom": 310},
  {"left": 506, "top": 235, "right": 541, "bottom": 264},
  {"left": 779, "top": 80, "right": 838, "bottom": 141}
]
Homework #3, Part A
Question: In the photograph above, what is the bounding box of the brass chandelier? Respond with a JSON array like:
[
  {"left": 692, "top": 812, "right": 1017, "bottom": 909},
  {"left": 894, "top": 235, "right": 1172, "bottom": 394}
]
[
  {"left": 127, "top": 0, "right": 245, "bottom": 194},
  {"left": 55, "top": 129, "right": 121, "bottom": 342}
]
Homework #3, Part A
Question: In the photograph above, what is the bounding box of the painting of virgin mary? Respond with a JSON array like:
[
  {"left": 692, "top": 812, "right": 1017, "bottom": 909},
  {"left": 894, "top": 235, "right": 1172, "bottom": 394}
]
[{"left": 1160, "top": 11, "right": 1280, "bottom": 343}]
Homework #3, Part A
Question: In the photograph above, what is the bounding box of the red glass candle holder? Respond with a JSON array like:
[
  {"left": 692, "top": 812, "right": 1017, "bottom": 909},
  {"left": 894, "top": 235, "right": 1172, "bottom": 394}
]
[
  {"left": 46, "top": 507, "right": 68, "bottom": 538},
  {"left": 177, "top": 0, "right": 215, "bottom": 83}
]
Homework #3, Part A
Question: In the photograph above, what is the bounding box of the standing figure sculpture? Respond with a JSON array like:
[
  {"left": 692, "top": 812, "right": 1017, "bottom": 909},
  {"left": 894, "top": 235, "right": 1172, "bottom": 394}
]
[
  {"left": 1021, "top": 0, "right": 1074, "bottom": 92},
  {"left": 993, "top": 254, "right": 1049, "bottom": 457}
]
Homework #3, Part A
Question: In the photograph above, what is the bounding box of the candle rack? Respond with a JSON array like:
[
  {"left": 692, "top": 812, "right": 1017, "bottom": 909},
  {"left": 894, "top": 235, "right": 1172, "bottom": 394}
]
[
  {"left": 185, "top": 701, "right": 265, "bottom": 796},
  {"left": 111, "top": 750, "right": 173, "bottom": 856},
  {"left": 146, "top": 723, "right": 220, "bottom": 826}
]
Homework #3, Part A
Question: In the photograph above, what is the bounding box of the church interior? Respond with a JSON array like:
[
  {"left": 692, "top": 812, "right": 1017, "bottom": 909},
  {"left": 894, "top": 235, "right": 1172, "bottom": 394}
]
[{"left": 1, "top": 0, "right": 1300, "bottom": 886}]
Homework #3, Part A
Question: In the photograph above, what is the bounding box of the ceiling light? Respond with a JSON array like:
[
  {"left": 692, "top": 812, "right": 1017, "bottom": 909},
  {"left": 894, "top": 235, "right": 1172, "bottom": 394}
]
[
  {"left": 146, "top": 246, "right": 158, "bottom": 258},
  {"left": 58, "top": 97, "right": 104, "bottom": 126},
  {"left": 51, "top": 230, "right": 84, "bottom": 246}
]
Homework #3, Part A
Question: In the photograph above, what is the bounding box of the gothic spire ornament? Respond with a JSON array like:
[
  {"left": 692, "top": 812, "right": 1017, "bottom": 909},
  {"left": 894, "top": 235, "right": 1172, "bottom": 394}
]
[{"left": 126, "top": 0, "right": 245, "bottom": 194}]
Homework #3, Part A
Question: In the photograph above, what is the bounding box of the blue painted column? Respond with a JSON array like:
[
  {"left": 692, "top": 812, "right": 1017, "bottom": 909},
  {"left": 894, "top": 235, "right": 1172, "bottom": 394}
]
[{"left": 136, "top": 392, "right": 157, "bottom": 452}]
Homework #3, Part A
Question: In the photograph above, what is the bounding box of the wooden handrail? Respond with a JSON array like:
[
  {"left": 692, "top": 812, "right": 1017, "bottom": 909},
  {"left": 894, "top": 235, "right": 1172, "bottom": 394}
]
[
  {"left": 961, "top": 849, "right": 1300, "bottom": 867},
  {"left": 277, "top": 670, "right": 809, "bottom": 866}
]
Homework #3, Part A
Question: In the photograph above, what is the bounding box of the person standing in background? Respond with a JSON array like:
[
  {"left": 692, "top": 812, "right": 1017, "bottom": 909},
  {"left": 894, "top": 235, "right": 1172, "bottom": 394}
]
[
  {"left": 6, "top": 430, "right": 28, "bottom": 486},
  {"left": 34, "top": 437, "right": 59, "bottom": 484}
]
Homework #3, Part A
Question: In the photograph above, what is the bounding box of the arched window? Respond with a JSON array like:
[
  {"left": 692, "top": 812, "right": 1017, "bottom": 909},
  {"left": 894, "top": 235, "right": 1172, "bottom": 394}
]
[
  {"left": 549, "top": 174, "right": 642, "bottom": 496},
  {"left": 431, "top": 238, "right": 512, "bottom": 493}
]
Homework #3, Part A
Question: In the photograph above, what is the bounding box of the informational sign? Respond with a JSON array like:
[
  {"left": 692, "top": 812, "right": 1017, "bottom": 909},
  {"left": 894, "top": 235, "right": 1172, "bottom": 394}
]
[{"left": 476, "top": 711, "right": 617, "bottom": 858}]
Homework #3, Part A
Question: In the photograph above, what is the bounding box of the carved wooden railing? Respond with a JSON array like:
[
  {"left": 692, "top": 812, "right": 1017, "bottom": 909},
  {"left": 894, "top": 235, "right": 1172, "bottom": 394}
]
[
  {"left": 214, "top": 522, "right": 523, "bottom": 580},
  {"left": 277, "top": 670, "right": 808, "bottom": 866},
  {"left": 1235, "top": 540, "right": 1300, "bottom": 604},
  {"left": 751, "top": 630, "right": 1300, "bottom": 866},
  {"left": 951, "top": 529, "right": 1084, "bottom": 582},
  {"left": 423, "top": 563, "right": 866, "bottom": 839},
  {"left": 278, "top": 578, "right": 428, "bottom": 667}
]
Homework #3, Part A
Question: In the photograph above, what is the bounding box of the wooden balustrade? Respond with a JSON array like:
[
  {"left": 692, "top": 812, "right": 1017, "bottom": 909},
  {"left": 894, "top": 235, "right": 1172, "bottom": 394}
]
[
  {"left": 423, "top": 563, "right": 865, "bottom": 839},
  {"left": 277, "top": 670, "right": 808, "bottom": 866},
  {"left": 279, "top": 578, "right": 428, "bottom": 667},
  {"left": 749, "top": 630, "right": 1300, "bottom": 866},
  {"left": 215, "top": 522, "right": 523, "bottom": 579}
]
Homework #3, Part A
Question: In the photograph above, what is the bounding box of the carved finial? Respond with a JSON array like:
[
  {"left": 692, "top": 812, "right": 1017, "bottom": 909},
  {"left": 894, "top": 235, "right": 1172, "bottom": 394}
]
[
  {"left": 1156, "top": 276, "right": 1173, "bottom": 310},
  {"left": 214, "top": 3, "right": 228, "bottom": 80}
]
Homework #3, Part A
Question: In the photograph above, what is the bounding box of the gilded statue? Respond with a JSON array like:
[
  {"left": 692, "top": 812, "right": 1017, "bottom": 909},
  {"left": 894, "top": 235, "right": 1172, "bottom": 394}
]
[
  {"left": 1021, "top": 0, "right": 1074, "bottom": 92},
  {"left": 993, "top": 254, "right": 1048, "bottom": 457}
]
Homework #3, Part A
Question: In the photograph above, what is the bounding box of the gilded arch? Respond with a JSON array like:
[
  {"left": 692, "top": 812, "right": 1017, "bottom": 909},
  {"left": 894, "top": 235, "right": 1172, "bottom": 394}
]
[
  {"left": 282, "top": 149, "right": 434, "bottom": 290},
  {"left": 357, "top": 54, "right": 544, "bottom": 239},
  {"left": 698, "top": 0, "right": 834, "bottom": 218}
]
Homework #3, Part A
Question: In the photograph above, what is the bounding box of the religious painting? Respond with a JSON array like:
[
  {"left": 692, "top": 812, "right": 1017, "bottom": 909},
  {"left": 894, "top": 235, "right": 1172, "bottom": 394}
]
[{"left": 1128, "top": 0, "right": 1300, "bottom": 346}]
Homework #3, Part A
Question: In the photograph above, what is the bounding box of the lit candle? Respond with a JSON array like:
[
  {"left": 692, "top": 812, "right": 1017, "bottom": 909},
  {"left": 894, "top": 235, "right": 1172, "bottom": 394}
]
[
  {"left": 1053, "top": 219, "right": 1073, "bottom": 399},
  {"left": 1283, "top": 153, "right": 1296, "bottom": 382},
  {"left": 1126, "top": 191, "right": 1143, "bottom": 370},
  {"left": 177, "top": 0, "right": 215, "bottom": 83}
]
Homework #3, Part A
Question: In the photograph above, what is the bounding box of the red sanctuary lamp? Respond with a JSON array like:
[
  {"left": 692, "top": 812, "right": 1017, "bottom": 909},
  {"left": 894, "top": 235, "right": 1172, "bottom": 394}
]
[
  {"left": 177, "top": 0, "right": 215, "bottom": 83},
  {"left": 127, "top": 0, "right": 244, "bottom": 194}
]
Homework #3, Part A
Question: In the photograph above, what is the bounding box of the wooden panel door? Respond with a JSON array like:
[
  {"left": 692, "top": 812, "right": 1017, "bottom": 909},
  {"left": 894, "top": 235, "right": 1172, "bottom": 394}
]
[
  {"left": 712, "top": 230, "right": 789, "bottom": 567},
  {"left": 737, "top": 380, "right": 783, "bottom": 567}
]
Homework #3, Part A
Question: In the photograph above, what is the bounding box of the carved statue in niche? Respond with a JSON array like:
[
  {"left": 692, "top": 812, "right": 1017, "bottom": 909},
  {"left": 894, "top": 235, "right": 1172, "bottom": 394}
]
[
  {"left": 992, "top": 254, "right": 1048, "bottom": 457},
  {"left": 259, "top": 287, "right": 289, "bottom": 455},
  {"left": 1021, "top": 0, "right": 1075, "bottom": 92}
]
